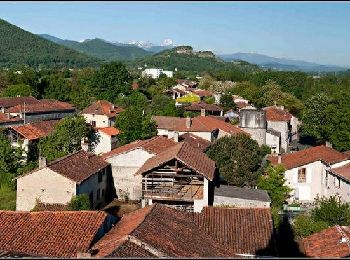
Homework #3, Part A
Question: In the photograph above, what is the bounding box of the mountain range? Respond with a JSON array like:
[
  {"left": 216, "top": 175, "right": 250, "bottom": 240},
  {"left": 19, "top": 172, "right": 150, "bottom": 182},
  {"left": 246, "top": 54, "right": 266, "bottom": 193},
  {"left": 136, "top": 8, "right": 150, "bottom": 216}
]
[{"left": 218, "top": 53, "right": 348, "bottom": 72}]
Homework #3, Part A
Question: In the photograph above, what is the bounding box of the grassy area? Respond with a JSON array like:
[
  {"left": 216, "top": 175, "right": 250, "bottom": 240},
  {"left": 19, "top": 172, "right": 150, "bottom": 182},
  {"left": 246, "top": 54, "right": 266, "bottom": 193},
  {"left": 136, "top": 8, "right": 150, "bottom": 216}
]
[{"left": 0, "top": 185, "right": 16, "bottom": 210}]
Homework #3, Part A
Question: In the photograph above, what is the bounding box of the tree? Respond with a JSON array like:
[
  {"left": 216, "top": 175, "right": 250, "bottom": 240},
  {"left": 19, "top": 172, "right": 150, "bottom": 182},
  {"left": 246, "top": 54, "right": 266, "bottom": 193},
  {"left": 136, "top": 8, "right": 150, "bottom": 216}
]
[
  {"left": 204, "top": 96, "right": 215, "bottom": 104},
  {"left": 300, "top": 93, "right": 331, "bottom": 144},
  {"left": 206, "top": 134, "right": 264, "bottom": 187},
  {"left": 67, "top": 194, "right": 91, "bottom": 210},
  {"left": 39, "top": 115, "right": 93, "bottom": 162},
  {"left": 91, "top": 61, "right": 132, "bottom": 102},
  {"left": 115, "top": 106, "right": 157, "bottom": 145},
  {"left": 220, "top": 91, "right": 236, "bottom": 111},
  {"left": 148, "top": 95, "right": 179, "bottom": 116},
  {"left": 3, "top": 83, "right": 38, "bottom": 97},
  {"left": 311, "top": 195, "right": 350, "bottom": 226},
  {"left": 293, "top": 214, "right": 328, "bottom": 238},
  {"left": 115, "top": 91, "right": 149, "bottom": 109},
  {"left": 257, "top": 165, "right": 292, "bottom": 208},
  {"left": 0, "top": 132, "right": 23, "bottom": 188}
]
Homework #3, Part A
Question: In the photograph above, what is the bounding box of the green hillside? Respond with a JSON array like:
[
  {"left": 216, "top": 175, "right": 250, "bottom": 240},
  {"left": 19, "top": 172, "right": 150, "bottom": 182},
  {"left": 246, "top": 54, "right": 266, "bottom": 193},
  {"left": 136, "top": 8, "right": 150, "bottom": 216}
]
[
  {"left": 0, "top": 19, "right": 100, "bottom": 69},
  {"left": 131, "top": 46, "right": 260, "bottom": 73},
  {"left": 39, "top": 35, "right": 151, "bottom": 61}
]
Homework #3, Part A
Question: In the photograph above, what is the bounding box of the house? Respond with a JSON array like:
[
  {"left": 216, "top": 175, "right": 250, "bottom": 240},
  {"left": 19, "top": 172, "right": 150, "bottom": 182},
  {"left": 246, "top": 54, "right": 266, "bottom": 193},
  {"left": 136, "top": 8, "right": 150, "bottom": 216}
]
[
  {"left": 93, "top": 127, "right": 120, "bottom": 155},
  {"left": 302, "top": 225, "right": 350, "bottom": 258},
  {"left": 0, "top": 211, "right": 115, "bottom": 258},
  {"left": 153, "top": 115, "right": 249, "bottom": 142},
  {"left": 142, "top": 68, "right": 173, "bottom": 79},
  {"left": 0, "top": 112, "right": 23, "bottom": 128},
  {"left": 102, "top": 136, "right": 177, "bottom": 201},
  {"left": 193, "top": 207, "right": 277, "bottom": 257},
  {"left": 263, "top": 105, "right": 300, "bottom": 153},
  {"left": 16, "top": 150, "right": 112, "bottom": 211},
  {"left": 239, "top": 106, "right": 267, "bottom": 146},
  {"left": 5, "top": 120, "right": 60, "bottom": 160},
  {"left": 135, "top": 142, "right": 216, "bottom": 212},
  {"left": 176, "top": 79, "right": 198, "bottom": 89},
  {"left": 213, "top": 185, "right": 271, "bottom": 208},
  {"left": 268, "top": 145, "right": 350, "bottom": 203},
  {"left": 323, "top": 162, "right": 350, "bottom": 202},
  {"left": 184, "top": 102, "right": 224, "bottom": 116},
  {"left": 81, "top": 100, "right": 124, "bottom": 128},
  {"left": 91, "top": 204, "right": 235, "bottom": 258},
  {"left": 191, "top": 89, "right": 213, "bottom": 100},
  {"left": 0, "top": 96, "right": 39, "bottom": 112},
  {"left": 232, "top": 95, "right": 250, "bottom": 111},
  {"left": 7, "top": 99, "right": 76, "bottom": 123}
]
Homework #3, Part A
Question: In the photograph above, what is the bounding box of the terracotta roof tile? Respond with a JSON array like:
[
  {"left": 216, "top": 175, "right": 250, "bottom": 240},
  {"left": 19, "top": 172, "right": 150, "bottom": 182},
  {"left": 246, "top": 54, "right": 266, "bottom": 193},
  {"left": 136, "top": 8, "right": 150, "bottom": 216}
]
[
  {"left": 81, "top": 100, "right": 124, "bottom": 118},
  {"left": 302, "top": 225, "right": 350, "bottom": 258},
  {"left": 263, "top": 106, "right": 293, "bottom": 122},
  {"left": 7, "top": 99, "right": 75, "bottom": 114},
  {"left": 108, "top": 240, "right": 156, "bottom": 257},
  {"left": 135, "top": 142, "right": 216, "bottom": 181},
  {"left": 102, "top": 136, "right": 176, "bottom": 159},
  {"left": 179, "top": 133, "right": 211, "bottom": 152},
  {"left": 10, "top": 120, "right": 60, "bottom": 140},
  {"left": 0, "top": 96, "right": 39, "bottom": 108},
  {"left": 191, "top": 89, "right": 213, "bottom": 97},
  {"left": 0, "top": 113, "right": 23, "bottom": 123},
  {"left": 184, "top": 102, "right": 223, "bottom": 112},
  {"left": 32, "top": 202, "right": 68, "bottom": 211},
  {"left": 193, "top": 207, "right": 276, "bottom": 256},
  {"left": 330, "top": 163, "right": 350, "bottom": 182},
  {"left": 93, "top": 204, "right": 234, "bottom": 257},
  {"left": 96, "top": 126, "right": 120, "bottom": 136},
  {"left": 0, "top": 211, "right": 108, "bottom": 258},
  {"left": 268, "top": 145, "right": 350, "bottom": 170}
]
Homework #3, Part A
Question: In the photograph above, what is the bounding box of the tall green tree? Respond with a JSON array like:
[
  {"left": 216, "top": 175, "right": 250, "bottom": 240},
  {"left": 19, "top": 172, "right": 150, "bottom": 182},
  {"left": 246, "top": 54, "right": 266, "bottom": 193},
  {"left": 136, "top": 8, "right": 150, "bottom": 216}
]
[
  {"left": 39, "top": 115, "right": 92, "bottom": 162},
  {"left": 257, "top": 165, "right": 292, "bottom": 208},
  {"left": 91, "top": 61, "right": 132, "bottom": 102},
  {"left": 148, "top": 95, "right": 179, "bottom": 116},
  {"left": 3, "top": 83, "right": 38, "bottom": 97},
  {"left": 206, "top": 134, "right": 265, "bottom": 187},
  {"left": 115, "top": 106, "right": 157, "bottom": 145}
]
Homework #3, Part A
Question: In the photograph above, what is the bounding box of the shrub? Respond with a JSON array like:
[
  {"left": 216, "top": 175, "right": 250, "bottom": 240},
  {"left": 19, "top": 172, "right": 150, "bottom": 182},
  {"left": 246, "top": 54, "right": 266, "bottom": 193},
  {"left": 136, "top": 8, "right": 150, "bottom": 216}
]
[
  {"left": 67, "top": 194, "right": 91, "bottom": 211},
  {"left": 293, "top": 214, "right": 328, "bottom": 238}
]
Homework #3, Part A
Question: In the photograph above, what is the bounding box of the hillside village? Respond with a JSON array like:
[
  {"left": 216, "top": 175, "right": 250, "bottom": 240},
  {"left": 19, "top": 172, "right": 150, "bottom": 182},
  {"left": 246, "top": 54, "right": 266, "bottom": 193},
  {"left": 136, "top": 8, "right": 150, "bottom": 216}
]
[{"left": 2, "top": 11, "right": 350, "bottom": 259}]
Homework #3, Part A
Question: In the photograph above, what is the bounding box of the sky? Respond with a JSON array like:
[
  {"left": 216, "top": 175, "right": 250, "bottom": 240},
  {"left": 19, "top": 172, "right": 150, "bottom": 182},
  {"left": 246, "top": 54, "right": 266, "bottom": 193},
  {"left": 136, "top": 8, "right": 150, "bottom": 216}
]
[{"left": 0, "top": 1, "right": 350, "bottom": 66}]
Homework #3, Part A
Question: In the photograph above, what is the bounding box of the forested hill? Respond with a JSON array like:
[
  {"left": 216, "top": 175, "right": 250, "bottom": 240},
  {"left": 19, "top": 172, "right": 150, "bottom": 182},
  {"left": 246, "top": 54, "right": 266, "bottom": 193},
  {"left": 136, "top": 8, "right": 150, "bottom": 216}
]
[
  {"left": 130, "top": 46, "right": 260, "bottom": 73},
  {"left": 0, "top": 19, "right": 100, "bottom": 69},
  {"left": 38, "top": 35, "right": 152, "bottom": 61}
]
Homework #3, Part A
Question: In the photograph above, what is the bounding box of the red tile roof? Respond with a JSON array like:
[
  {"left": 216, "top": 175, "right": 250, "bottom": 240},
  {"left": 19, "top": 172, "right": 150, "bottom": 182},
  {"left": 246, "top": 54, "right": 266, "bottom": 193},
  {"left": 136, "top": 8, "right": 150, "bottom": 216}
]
[
  {"left": 20, "top": 150, "right": 109, "bottom": 184},
  {"left": 193, "top": 207, "right": 276, "bottom": 256},
  {"left": 153, "top": 115, "right": 249, "bottom": 136},
  {"left": 135, "top": 142, "right": 216, "bottom": 181},
  {"left": 184, "top": 102, "right": 223, "bottom": 112},
  {"left": 96, "top": 126, "right": 120, "bottom": 136},
  {"left": 7, "top": 99, "right": 75, "bottom": 114},
  {"left": 0, "top": 96, "right": 39, "bottom": 108},
  {"left": 81, "top": 100, "right": 124, "bottom": 118},
  {"left": 0, "top": 113, "right": 23, "bottom": 124},
  {"left": 235, "top": 101, "right": 249, "bottom": 109},
  {"left": 92, "top": 204, "right": 234, "bottom": 257},
  {"left": 268, "top": 145, "right": 350, "bottom": 170},
  {"left": 263, "top": 105, "right": 293, "bottom": 122},
  {"left": 302, "top": 225, "right": 350, "bottom": 258},
  {"left": 330, "top": 162, "right": 350, "bottom": 182},
  {"left": 10, "top": 120, "right": 60, "bottom": 140},
  {"left": 191, "top": 89, "right": 213, "bottom": 97},
  {"left": 102, "top": 136, "right": 176, "bottom": 159},
  {"left": 0, "top": 211, "right": 108, "bottom": 258},
  {"left": 179, "top": 133, "right": 211, "bottom": 152},
  {"left": 32, "top": 202, "right": 68, "bottom": 211}
]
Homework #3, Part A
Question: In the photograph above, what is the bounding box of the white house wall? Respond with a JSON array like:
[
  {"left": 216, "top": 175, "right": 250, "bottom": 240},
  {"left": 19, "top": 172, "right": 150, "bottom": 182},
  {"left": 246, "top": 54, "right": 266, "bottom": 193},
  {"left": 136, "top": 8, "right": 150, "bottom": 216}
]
[
  {"left": 266, "top": 132, "right": 280, "bottom": 154},
  {"left": 213, "top": 196, "right": 270, "bottom": 208},
  {"left": 93, "top": 131, "right": 114, "bottom": 155},
  {"left": 193, "top": 178, "right": 209, "bottom": 212},
  {"left": 16, "top": 168, "right": 76, "bottom": 211},
  {"left": 83, "top": 114, "right": 112, "bottom": 128},
  {"left": 267, "top": 121, "right": 289, "bottom": 152}
]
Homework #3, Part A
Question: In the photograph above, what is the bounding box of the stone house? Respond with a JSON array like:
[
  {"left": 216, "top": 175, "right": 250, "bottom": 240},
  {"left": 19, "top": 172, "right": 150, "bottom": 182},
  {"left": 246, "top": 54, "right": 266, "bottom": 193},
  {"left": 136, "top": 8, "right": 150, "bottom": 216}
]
[
  {"left": 0, "top": 211, "right": 116, "bottom": 258},
  {"left": 7, "top": 99, "right": 76, "bottom": 123},
  {"left": 153, "top": 115, "right": 249, "bottom": 142},
  {"left": 5, "top": 120, "right": 60, "bottom": 160},
  {"left": 102, "top": 136, "right": 177, "bottom": 201},
  {"left": 213, "top": 185, "right": 271, "bottom": 208},
  {"left": 135, "top": 142, "right": 216, "bottom": 212},
  {"left": 93, "top": 127, "right": 120, "bottom": 155},
  {"left": 268, "top": 145, "right": 350, "bottom": 203},
  {"left": 16, "top": 150, "right": 112, "bottom": 211},
  {"left": 81, "top": 100, "right": 124, "bottom": 128},
  {"left": 239, "top": 106, "right": 267, "bottom": 146}
]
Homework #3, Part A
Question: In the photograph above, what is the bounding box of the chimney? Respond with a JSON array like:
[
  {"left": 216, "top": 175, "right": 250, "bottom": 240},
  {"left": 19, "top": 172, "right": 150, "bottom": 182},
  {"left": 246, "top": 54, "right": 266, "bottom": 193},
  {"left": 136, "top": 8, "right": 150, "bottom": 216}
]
[
  {"left": 273, "top": 101, "right": 277, "bottom": 107},
  {"left": 186, "top": 117, "right": 191, "bottom": 129},
  {"left": 39, "top": 156, "right": 47, "bottom": 168},
  {"left": 280, "top": 105, "right": 284, "bottom": 111},
  {"left": 173, "top": 131, "right": 179, "bottom": 142},
  {"left": 277, "top": 154, "right": 282, "bottom": 164},
  {"left": 7, "top": 112, "right": 10, "bottom": 119},
  {"left": 81, "top": 141, "right": 89, "bottom": 152},
  {"left": 1, "top": 107, "right": 4, "bottom": 113},
  {"left": 200, "top": 108, "right": 206, "bottom": 117},
  {"left": 325, "top": 141, "right": 333, "bottom": 148},
  {"left": 76, "top": 252, "right": 91, "bottom": 258}
]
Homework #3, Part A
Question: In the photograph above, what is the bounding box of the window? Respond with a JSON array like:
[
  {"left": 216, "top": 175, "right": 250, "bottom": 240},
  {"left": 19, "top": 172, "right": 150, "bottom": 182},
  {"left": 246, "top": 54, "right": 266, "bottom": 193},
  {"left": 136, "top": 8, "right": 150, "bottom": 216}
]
[
  {"left": 97, "top": 189, "right": 101, "bottom": 200},
  {"left": 298, "top": 168, "right": 306, "bottom": 183},
  {"left": 90, "top": 121, "right": 96, "bottom": 127},
  {"left": 336, "top": 177, "right": 341, "bottom": 188},
  {"left": 98, "top": 171, "right": 102, "bottom": 183},
  {"left": 325, "top": 172, "right": 328, "bottom": 186}
]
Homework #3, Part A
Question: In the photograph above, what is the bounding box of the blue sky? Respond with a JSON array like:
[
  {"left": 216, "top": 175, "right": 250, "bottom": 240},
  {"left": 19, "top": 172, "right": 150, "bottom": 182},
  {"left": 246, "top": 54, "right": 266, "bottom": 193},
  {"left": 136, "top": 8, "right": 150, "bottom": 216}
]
[{"left": 1, "top": 1, "right": 350, "bottom": 66}]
